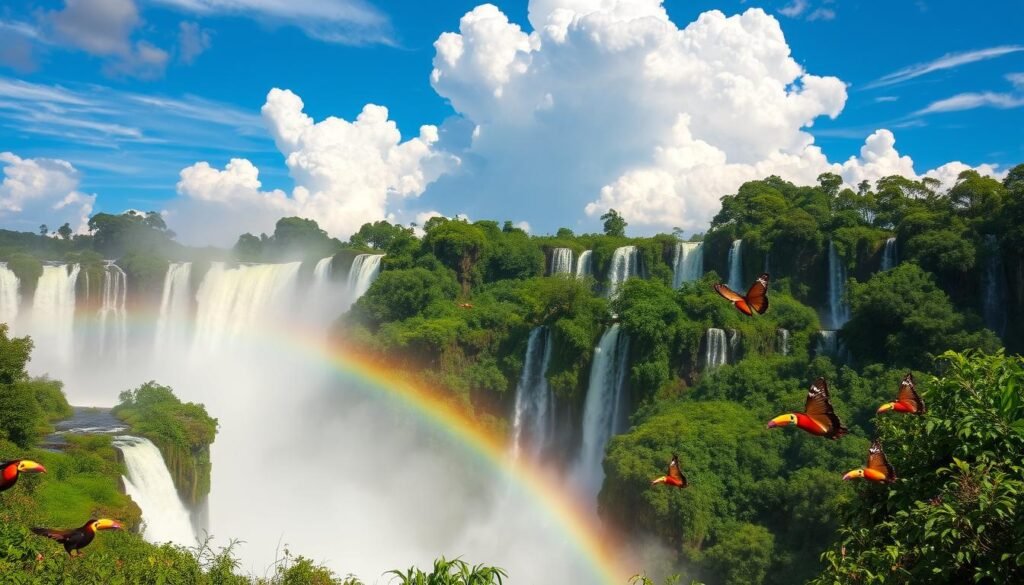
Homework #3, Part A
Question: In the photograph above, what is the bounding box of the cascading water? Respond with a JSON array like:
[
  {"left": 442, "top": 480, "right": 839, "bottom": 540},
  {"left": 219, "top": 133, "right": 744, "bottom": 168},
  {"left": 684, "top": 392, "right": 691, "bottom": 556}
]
[
  {"left": 727, "top": 239, "right": 743, "bottom": 291},
  {"left": 0, "top": 263, "right": 20, "bottom": 326},
  {"left": 827, "top": 241, "right": 850, "bottom": 328},
  {"left": 776, "top": 328, "right": 790, "bottom": 356},
  {"left": 672, "top": 242, "right": 703, "bottom": 289},
  {"left": 113, "top": 436, "right": 197, "bottom": 546},
  {"left": 815, "top": 330, "right": 843, "bottom": 358},
  {"left": 607, "top": 246, "right": 639, "bottom": 300},
  {"left": 549, "top": 248, "right": 574, "bottom": 276},
  {"left": 192, "top": 262, "right": 302, "bottom": 352},
  {"left": 574, "top": 324, "right": 630, "bottom": 498},
  {"left": 511, "top": 327, "right": 554, "bottom": 460},
  {"left": 881, "top": 237, "right": 897, "bottom": 271},
  {"left": 97, "top": 262, "right": 128, "bottom": 360},
  {"left": 31, "top": 264, "right": 80, "bottom": 365},
  {"left": 704, "top": 328, "right": 728, "bottom": 369},
  {"left": 154, "top": 263, "right": 193, "bottom": 353},
  {"left": 574, "top": 250, "right": 593, "bottom": 279},
  {"left": 346, "top": 254, "right": 383, "bottom": 305},
  {"left": 981, "top": 235, "right": 1008, "bottom": 337}
]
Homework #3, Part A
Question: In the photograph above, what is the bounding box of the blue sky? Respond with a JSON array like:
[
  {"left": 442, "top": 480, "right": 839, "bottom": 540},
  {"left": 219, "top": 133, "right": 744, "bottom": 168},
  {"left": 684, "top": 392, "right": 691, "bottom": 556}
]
[{"left": 1, "top": 0, "right": 1022, "bottom": 243}]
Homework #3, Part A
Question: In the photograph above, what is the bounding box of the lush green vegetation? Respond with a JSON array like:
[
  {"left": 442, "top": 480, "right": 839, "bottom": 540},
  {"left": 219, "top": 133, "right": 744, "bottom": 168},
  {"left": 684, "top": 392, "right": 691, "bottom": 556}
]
[{"left": 112, "top": 382, "right": 217, "bottom": 507}]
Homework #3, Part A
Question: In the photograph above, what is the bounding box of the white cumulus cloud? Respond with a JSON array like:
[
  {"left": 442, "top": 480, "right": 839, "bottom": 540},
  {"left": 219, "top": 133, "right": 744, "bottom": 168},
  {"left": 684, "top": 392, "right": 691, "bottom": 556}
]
[
  {"left": 171, "top": 89, "right": 457, "bottom": 245},
  {"left": 0, "top": 152, "right": 95, "bottom": 233}
]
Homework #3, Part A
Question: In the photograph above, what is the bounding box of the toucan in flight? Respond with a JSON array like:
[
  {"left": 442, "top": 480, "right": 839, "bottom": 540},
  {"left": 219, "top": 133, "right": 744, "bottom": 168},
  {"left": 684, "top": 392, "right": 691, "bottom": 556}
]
[
  {"left": 877, "top": 373, "right": 926, "bottom": 415},
  {"left": 651, "top": 453, "right": 688, "bottom": 488},
  {"left": 0, "top": 459, "right": 46, "bottom": 493},
  {"left": 714, "top": 273, "right": 769, "bottom": 316},
  {"left": 843, "top": 440, "right": 896, "bottom": 483},
  {"left": 767, "top": 377, "right": 848, "bottom": 439},
  {"left": 31, "top": 519, "right": 122, "bottom": 556}
]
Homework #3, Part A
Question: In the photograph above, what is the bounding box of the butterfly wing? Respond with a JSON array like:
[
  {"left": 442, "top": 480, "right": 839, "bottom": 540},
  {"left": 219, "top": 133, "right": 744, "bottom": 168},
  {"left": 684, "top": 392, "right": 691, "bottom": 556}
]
[
  {"left": 668, "top": 454, "right": 687, "bottom": 487},
  {"left": 745, "top": 273, "right": 770, "bottom": 314},
  {"left": 714, "top": 284, "right": 753, "bottom": 316},
  {"left": 867, "top": 440, "right": 896, "bottom": 482},
  {"left": 804, "top": 377, "right": 847, "bottom": 438},
  {"left": 896, "top": 373, "right": 926, "bottom": 413}
]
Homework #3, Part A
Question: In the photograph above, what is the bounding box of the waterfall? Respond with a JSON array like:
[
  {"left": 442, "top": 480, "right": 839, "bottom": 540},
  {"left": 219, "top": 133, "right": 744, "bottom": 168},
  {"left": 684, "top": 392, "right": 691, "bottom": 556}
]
[
  {"left": 727, "top": 239, "right": 743, "bottom": 291},
  {"left": 574, "top": 324, "right": 630, "bottom": 496},
  {"left": 672, "top": 242, "right": 703, "bottom": 289},
  {"left": 31, "top": 264, "right": 80, "bottom": 364},
  {"left": 314, "top": 256, "right": 333, "bottom": 281},
  {"left": 154, "top": 263, "right": 193, "bottom": 353},
  {"left": 728, "top": 328, "right": 740, "bottom": 361},
  {"left": 511, "top": 327, "right": 554, "bottom": 460},
  {"left": 776, "top": 328, "right": 790, "bottom": 356},
  {"left": 113, "top": 436, "right": 197, "bottom": 547},
  {"left": 827, "top": 241, "right": 851, "bottom": 328},
  {"left": 981, "top": 235, "right": 1007, "bottom": 337},
  {"left": 574, "top": 250, "right": 593, "bottom": 279},
  {"left": 549, "top": 248, "right": 574, "bottom": 276},
  {"left": 346, "top": 254, "right": 383, "bottom": 303},
  {"left": 881, "top": 237, "right": 897, "bottom": 271},
  {"left": 607, "top": 246, "right": 639, "bottom": 300},
  {"left": 815, "top": 330, "right": 845, "bottom": 360},
  {"left": 704, "top": 328, "right": 728, "bottom": 369},
  {"left": 97, "top": 262, "right": 127, "bottom": 360},
  {"left": 0, "top": 263, "right": 20, "bottom": 326},
  {"left": 192, "top": 262, "right": 302, "bottom": 352}
]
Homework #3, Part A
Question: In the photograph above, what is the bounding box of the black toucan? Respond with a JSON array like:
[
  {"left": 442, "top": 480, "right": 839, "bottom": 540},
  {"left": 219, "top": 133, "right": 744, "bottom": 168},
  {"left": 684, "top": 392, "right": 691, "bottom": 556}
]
[{"left": 31, "top": 519, "right": 122, "bottom": 555}]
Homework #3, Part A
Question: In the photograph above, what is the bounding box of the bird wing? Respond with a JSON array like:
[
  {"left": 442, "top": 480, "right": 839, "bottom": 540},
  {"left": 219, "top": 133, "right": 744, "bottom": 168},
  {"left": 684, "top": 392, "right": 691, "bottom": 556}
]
[
  {"left": 805, "top": 377, "right": 846, "bottom": 437},
  {"left": 896, "top": 373, "right": 925, "bottom": 413},
  {"left": 745, "top": 273, "right": 770, "bottom": 314},
  {"left": 867, "top": 440, "right": 895, "bottom": 481},
  {"left": 668, "top": 455, "right": 685, "bottom": 484}
]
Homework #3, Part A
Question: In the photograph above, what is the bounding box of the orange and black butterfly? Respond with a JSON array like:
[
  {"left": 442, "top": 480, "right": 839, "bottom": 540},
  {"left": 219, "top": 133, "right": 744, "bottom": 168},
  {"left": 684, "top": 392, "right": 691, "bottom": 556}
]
[
  {"left": 877, "top": 373, "right": 925, "bottom": 414},
  {"left": 651, "top": 453, "right": 687, "bottom": 488},
  {"left": 843, "top": 439, "right": 896, "bottom": 483},
  {"left": 714, "top": 273, "right": 769, "bottom": 316},
  {"left": 767, "top": 377, "right": 848, "bottom": 439}
]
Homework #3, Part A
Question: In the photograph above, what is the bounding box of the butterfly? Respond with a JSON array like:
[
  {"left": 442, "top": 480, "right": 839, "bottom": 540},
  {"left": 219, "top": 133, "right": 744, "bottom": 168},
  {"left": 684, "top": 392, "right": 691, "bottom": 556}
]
[{"left": 714, "top": 273, "right": 769, "bottom": 316}]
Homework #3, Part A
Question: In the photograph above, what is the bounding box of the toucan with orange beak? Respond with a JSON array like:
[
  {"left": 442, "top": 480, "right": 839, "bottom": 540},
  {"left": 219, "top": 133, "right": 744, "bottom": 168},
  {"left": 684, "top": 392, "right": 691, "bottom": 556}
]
[
  {"left": 877, "top": 373, "right": 926, "bottom": 415},
  {"left": 651, "top": 453, "right": 688, "bottom": 488},
  {"left": 31, "top": 518, "right": 122, "bottom": 555},
  {"left": 843, "top": 439, "right": 896, "bottom": 483},
  {"left": 767, "top": 377, "right": 848, "bottom": 439},
  {"left": 0, "top": 459, "right": 46, "bottom": 493}
]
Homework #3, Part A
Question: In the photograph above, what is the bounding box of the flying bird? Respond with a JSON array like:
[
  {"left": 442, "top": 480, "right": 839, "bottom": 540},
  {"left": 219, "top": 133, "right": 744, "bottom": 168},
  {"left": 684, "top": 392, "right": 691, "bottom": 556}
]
[
  {"left": 31, "top": 519, "right": 122, "bottom": 556},
  {"left": 714, "top": 273, "right": 769, "bottom": 316},
  {"left": 651, "top": 453, "right": 688, "bottom": 488},
  {"left": 458, "top": 303, "right": 474, "bottom": 309},
  {"left": 0, "top": 459, "right": 46, "bottom": 493},
  {"left": 843, "top": 440, "right": 896, "bottom": 483},
  {"left": 877, "top": 373, "right": 926, "bottom": 414},
  {"left": 767, "top": 377, "right": 848, "bottom": 439}
]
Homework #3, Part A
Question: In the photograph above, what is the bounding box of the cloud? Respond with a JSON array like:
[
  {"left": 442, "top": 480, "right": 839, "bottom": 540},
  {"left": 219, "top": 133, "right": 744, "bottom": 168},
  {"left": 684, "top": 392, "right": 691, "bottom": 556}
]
[
  {"left": 151, "top": 0, "right": 394, "bottom": 46},
  {"left": 1008, "top": 72, "right": 1024, "bottom": 90},
  {"left": 865, "top": 45, "right": 1024, "bottom": 89},
  {"left": 874, "top": 96, "right": 899, "bottom": 103},
  {"left": 0, "top": 21, "right": 43, "bottom": 73},
  {"left": 778, "top": 1, "right": 835, "bottom": 21},
  {"left": 171, "top": 88, "right": 457, "bottom": 244},
  {"left": 923, "top": 161, "right": 1007, "bottom": 190},
  {"left": 45, "top": 0, "right": 170, "bottom": 79},
  {"left": 915, "top": 73, "right": 1024, "bottom": 115},
  {"left": 778, "top": 0, "right": 808, "bottom": 17},
  {"left": 0, "top": 152, "right": 95, "bottom": 233},
  {"left": 178, "top": 21, "right": 211, "bottom": 64},
  {"left": 807, "top": 8, "right": 835, "bottom": 21}
]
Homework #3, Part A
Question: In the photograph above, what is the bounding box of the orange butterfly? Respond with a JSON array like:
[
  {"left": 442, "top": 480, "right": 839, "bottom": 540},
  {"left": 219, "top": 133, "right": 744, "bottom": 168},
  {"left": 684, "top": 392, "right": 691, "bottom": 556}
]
[
  {"left": 843, "top": 439, "right": 896, "bottom": 483},
  {"left": 651, "top": 453, "right": 688, "bottom": 488},
  {"left": 877, "top": 373, "right": 926, "bottom": 414},
  {"left": 714, "top": 273, "right": 769, "bottom": 316}
]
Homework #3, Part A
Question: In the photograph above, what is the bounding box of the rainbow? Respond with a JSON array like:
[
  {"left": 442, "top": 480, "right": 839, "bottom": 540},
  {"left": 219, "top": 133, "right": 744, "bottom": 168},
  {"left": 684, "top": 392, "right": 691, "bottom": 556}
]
[{"left": 277, "top": 332, "right": 633, "bottom": 584}]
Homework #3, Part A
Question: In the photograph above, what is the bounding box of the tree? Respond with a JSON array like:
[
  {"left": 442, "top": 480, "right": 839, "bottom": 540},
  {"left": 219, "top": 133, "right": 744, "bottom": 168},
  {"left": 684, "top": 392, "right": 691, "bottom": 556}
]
[
  {"left": 233, "top": 233, "right": 263, "bottom": 260},
  {"left": 350, "top": 268, "right": 458, "bottom": 325},
  {"left": 601, "top": 208, "right": 628, "bottom": 237},
  {"left": 813, "top": 351, "right": 1024, "bottom": 584},
  {"left": 57, "top": 222, "right": 73, "bottom": 240},
  {"left": 349, "top": 220, "right": 414, "bottom": 251},
  {"left": 38, "top": 224, "right": 47, "bottom": 236},
  {"left": 423, "top": 219, "right": 488, "bottom": 296},
  {"left": 817, "top": 172, "right": 843, "bottom": 198}
]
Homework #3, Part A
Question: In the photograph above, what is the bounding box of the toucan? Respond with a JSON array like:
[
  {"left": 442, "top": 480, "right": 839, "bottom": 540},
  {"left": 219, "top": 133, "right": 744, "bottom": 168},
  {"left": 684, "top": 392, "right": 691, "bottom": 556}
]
[
  {"left": 714, "top": 273, "right": 770, "bottom": 316},
  {"left": 877, "top": 373, "right": 926, "bottom": 414},
  {"left": 31, "top": 519, "right": 122, "bottom": 555},
  {"left": 651, "top": 453, "right": 688, "bottom": 488},
  {"left": 767, "top": 377, "right": 848, "bottom": 439},
  {"left": 843, "top": 440, "right": 896, "bottom": 483},
  {"left": 0, "top": 459, "right": 46, "bottom": 493}
]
